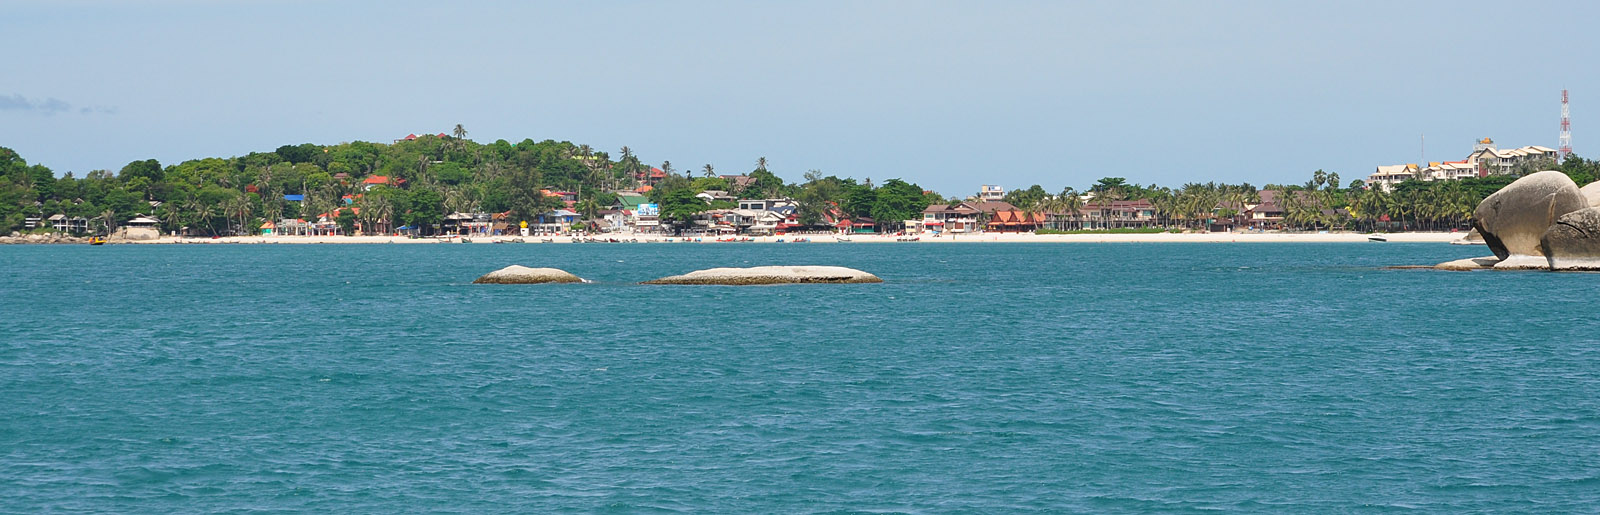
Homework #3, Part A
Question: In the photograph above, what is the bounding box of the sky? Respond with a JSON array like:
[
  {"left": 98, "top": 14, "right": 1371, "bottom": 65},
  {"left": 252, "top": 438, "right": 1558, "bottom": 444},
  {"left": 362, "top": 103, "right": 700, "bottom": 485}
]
[{"left": 2, "top": 0, "right": 1595, "bottom": 196}]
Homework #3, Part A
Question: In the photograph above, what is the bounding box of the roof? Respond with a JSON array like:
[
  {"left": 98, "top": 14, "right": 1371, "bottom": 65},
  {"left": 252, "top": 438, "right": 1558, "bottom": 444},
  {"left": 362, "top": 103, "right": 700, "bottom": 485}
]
[
  {"left": 635, "top": 185, "right": 654, "bottom": 193},
  {"left": 283, "top": 194, "right": 304, "bottom": 202}
]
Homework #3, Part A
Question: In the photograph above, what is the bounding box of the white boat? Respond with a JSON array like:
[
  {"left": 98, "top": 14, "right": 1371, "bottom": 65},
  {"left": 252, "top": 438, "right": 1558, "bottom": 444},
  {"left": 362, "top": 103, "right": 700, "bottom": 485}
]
[{"left": 1368, "top": 235, "right": 1387, "bottom": 242}]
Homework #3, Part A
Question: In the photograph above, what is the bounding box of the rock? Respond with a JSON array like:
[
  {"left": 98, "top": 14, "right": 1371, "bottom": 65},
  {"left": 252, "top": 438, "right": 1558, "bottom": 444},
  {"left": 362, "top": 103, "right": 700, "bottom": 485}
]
[
  {"left": 1450, "top": 228, "right": 1486, "bottom": 245},
  {"left": 1434, "top": 256, "right": 1500, "bottom": 271},
  {"left": 472, "top": 265, "right": 584, "bottom": 284},
  {"left": 1541, "top": 207, "right": 1600, "bottom": 270},
  {"left": 1471, "top": 170, "right": 1586, "bottom": 264},
  {"left": 643, "top": 265, "right": 883, "bottom": 285},
  {"left": 1582, "top": 181, "right": 1600, "bottom": 207}
]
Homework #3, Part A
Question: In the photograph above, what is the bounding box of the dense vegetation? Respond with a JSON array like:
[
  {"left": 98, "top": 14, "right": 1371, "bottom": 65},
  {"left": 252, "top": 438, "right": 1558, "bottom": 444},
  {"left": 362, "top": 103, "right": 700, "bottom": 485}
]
[{"left": 6, "top": 128, "right": 1600, "bottom": 235}]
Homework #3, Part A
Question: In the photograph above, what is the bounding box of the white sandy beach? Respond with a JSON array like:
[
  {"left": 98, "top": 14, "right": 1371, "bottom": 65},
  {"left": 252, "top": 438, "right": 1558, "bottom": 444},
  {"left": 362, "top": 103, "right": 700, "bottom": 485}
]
[{"left": 119, "top": 231, "right": 1470, "bottom": 244}]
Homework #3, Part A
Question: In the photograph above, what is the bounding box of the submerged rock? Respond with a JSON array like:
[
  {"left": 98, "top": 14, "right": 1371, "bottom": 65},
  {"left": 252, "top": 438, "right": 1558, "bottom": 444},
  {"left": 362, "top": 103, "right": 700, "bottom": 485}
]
[
  {"left": 472, "top": 265, "right": 584, "bottom": 284},
  {"left": 1541, "top": 207, "right": 1600, "bottom": 271},
  {"left": 643, "top": 266, "right": 883, "bottom": 285},
  {"left": 1471, "top": 170, "right": 1585, "bottom": 264},
  {"left": 1434, "top": 256, "right": 1500, "bottom": 271}
]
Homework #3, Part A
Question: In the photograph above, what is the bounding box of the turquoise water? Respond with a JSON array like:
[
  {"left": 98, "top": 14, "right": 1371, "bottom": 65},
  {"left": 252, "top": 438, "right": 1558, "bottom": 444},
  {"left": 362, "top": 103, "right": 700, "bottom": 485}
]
[{"left": 3, "top": 242, "right": 1598, "bottom": 512}]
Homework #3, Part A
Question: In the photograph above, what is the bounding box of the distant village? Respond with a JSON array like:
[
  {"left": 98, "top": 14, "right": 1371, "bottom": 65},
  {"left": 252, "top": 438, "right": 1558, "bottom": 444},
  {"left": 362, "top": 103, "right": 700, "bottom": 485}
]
[{"left": 4, "top": 131, "right": 1594, "bottom": 241}]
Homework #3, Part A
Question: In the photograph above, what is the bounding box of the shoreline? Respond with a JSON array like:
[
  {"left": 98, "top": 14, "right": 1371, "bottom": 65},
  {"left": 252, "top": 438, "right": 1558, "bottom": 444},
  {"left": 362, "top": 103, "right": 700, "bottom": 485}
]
[{"left": 77, "top": 232, "right": 1473, "bottom": 245}]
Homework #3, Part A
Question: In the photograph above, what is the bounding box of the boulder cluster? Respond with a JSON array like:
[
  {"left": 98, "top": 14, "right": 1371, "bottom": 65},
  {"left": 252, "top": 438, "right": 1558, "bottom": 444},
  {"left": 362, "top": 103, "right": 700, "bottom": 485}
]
[
  {"left": 0, "top": 233, "right": 91, "bottom": 244},
  {"left": 1441, "top": 170, "right": 1600, "bottom": 271}
]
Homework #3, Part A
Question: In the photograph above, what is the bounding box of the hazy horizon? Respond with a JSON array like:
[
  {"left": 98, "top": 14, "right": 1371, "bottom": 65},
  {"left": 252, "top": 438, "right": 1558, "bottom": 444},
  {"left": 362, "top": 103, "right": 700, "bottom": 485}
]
[{"left": 3, "top": 0, "right": 1594, "bottom": 195}]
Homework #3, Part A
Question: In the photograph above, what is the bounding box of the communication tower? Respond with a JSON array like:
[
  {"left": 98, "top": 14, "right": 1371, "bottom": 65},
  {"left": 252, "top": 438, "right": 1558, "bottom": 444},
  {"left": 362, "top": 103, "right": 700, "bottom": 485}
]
[{"left": 1560, "top": 89, "right": 1572, "bottom": 160}]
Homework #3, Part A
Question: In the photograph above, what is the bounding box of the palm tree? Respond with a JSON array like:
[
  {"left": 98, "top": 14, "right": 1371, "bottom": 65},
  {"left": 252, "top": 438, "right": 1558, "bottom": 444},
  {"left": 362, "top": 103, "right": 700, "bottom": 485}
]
[
  {"left": 1060, "top": 189, "right": 1085, "bottom": 230},
  {"left": 702, "top": 164, "right": 716, "bottom": 178},
  {"left": 453, "top": 124, "right": 468, "bottom": 140},
  {"left": 755, "top": 157, "right": 768, "bottom": 172},
  {"left": 99, "top": 208, "right": 116, "bottom": 236}
]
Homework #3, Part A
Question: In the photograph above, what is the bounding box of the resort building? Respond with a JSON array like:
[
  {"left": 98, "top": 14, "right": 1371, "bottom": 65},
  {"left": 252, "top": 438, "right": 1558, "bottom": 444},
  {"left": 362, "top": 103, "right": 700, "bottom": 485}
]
[
  {"left": 979, "top": 185, "right": 1005, "bottom": 201},
  {"left": 1366, "top": 164, "right": 1419, "bottom": 191},
  {"left": 1367, "top": 138, "right": 1560, "bottom": 190}
]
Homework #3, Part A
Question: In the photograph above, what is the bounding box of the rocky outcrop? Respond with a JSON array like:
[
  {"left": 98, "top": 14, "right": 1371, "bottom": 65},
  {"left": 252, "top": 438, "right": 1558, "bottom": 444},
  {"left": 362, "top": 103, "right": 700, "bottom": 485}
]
[
  {"left": 1541, "top": 207, "right": 1600, "bottom": 270},
  {"left": 1434, "top": 256, "right": 1500, "bottom": 271},
  {"left": 472, "top": 265, "right": 585, "bottom": 284},
  {"left": 643, "top": 266, "right": 883, "bottom": 285},
  {"left": 0, "top": 234, "right": 90, "bottom": 244},
  {"left": 1470, "top": 171, "right": 1585, "bottom": 269}
]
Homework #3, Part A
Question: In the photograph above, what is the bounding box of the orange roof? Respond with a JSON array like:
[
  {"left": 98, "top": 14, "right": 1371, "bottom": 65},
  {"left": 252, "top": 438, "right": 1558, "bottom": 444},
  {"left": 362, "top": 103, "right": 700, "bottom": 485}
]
[
  {"left": 636, "top": 185, "right": 654, "bottom": 193},
  {"left": 260, "top": 221, "right": 276, "bottom": 229}
]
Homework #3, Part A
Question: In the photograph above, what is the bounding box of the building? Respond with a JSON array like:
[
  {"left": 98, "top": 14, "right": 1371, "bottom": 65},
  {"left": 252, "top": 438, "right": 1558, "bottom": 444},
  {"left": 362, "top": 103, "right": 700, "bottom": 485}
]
[
  {"left": 986, "top": 210, "right": 1047, "bottom": 232},
  {"left": 118, "top": 215, "right": 162, "bottom": 240},
  {"left": 1367, "top": 138, "right": 1560, "bottom": 190},
  {"left": 979, "top": 185, "right": 1005, "bottom": 201},
  {"left": 1466, "top": 138, "right": 1559, "bottom": 176},
  {"left": 920, "top": 201, "right": 1018, "bottom": 234},
  {"left": 1366, "top": 164, "right": 1419, "bottom": 191}
]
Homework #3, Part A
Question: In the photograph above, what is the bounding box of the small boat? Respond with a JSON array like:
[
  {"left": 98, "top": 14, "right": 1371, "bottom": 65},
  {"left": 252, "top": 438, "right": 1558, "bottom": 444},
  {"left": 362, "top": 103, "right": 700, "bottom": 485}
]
[
  {"left": 1368, "top": 235, "right": 1387, "bottom": 242},
  {"left": 791, "top": 237, "right": 810, "bottom": 243},
  {"left": 88, "top": 236, "right": 106, "bottom": 245},
  {"left": 836, "top": 236, "right": 852, "bottom": 242},
  {"left": 540, "top": 238, "right": 554, "bottom": 243}
]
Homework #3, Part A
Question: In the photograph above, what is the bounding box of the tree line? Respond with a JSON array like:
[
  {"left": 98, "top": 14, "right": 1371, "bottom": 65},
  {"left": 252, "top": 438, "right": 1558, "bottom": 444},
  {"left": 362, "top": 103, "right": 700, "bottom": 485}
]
[{"left": 6, "top": 130, "right": 1600, "bottom": 236}]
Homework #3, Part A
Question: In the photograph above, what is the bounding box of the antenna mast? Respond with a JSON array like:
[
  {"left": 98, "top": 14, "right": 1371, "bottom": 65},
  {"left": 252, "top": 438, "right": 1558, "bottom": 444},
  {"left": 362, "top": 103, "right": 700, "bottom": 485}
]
[{"left": 1560, "top": 89, "right": 1572, "bottom": 160}]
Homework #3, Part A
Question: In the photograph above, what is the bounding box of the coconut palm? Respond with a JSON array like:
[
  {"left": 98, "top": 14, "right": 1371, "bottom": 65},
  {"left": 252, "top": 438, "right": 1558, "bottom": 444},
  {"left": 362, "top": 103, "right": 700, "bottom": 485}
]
[
  {"left": 1060, "top": 189, "right": 1085, "bottom": 230},
  {"left": 755, "top": 157, "right": 768, "bottom": 172},
  {"left": 453, "top": 124, "right": 468, "bottom": 140},
  {"left": 98, "top": 208, "right": 116, "bottom": 236},
  {"left": 702, "top": 164, "right": 716, "bottom": 178}
]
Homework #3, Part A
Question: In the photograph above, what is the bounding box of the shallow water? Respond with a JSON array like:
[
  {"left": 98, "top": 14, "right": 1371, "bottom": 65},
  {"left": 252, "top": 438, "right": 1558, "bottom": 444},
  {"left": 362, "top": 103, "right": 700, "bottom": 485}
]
[{"left": 3, "top": 242, "right": 1598, "bottom": 512}]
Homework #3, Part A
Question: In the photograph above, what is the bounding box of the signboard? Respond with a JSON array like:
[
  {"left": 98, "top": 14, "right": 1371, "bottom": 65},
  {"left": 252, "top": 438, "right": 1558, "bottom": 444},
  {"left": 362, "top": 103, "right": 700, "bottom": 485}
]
[{"left": 637, "top": 203, "right": 660, "bottom": 217}]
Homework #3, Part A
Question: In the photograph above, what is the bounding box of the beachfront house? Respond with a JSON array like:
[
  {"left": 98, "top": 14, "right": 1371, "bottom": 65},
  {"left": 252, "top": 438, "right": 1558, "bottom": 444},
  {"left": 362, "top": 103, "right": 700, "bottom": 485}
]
[
  {"left": 119, "top": 215, "right": 161, "bottom": 240},
  {"left": 46, "top": 214, "right": 90, "bottom": 234},
  {"left": 986, "top": 210, "right": 1048, "bottom": 232}
]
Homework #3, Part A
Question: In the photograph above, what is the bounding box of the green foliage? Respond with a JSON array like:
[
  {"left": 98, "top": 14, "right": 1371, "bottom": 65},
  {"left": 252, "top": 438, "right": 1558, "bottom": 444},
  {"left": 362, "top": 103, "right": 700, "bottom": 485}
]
[
  {"left": 690, "top": 177, "right": 729, "bottom": 192},
  {"left": 335, "top": 208, "right": 357, "bottom": 235},
  {"left": 869, "top": 179, "right": 931, "bottom": 225},
  {"left": 430, "top": 162, "right": 471, "bottom": 185},
  {"left": 1002, "top": 184, "right": 1048, "bottom": 209},
  {"left": 658, "top": 188, "right": 709, "bottom": 233}
]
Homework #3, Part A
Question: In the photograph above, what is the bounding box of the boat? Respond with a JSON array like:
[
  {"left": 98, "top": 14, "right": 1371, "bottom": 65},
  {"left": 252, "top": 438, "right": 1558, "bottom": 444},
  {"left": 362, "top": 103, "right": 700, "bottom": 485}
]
[
  {"left": 1368, "top": 235, "right": 1387, "bottom": 242},
  {"left": 540, "top": 238, "right": 554, "bottom": 243},
  {"left": 836, "top": 236, "right": 852, "bottom": 242},
  {"left": 88, "top": 236, "right": 106, "bottom": 245},
  {"left": 791, "top": 237, "right": 810, "bottom": 243}
]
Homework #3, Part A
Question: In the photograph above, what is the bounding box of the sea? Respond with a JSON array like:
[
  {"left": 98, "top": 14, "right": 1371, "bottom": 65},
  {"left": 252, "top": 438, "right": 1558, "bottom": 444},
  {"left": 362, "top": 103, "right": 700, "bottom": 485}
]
[{"left": 2, "top": 242, "right": 1598, "bottom": 513}]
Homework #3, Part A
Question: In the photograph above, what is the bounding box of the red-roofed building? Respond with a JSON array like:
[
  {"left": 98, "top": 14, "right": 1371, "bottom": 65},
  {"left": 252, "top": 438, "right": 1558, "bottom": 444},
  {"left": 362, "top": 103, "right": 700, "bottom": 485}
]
[{"left": 361, "top": 175, "right": 406, "bottom": 190}]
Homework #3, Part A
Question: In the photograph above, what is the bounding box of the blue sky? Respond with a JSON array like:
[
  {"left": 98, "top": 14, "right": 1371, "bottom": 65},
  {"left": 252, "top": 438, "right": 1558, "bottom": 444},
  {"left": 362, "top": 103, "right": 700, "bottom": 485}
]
[{"left": 2, "top": 0, "right": 1593, "bottom": 195}]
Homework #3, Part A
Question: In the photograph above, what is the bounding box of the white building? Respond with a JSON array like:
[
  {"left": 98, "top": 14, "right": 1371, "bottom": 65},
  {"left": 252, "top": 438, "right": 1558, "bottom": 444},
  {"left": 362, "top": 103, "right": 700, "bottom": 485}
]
[
  {"left": 979, "top": 185, "right": 1005, "bottom": 201},
  {"left": 1366, "top": 164, "right": 1419, "bottom": 191}
]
